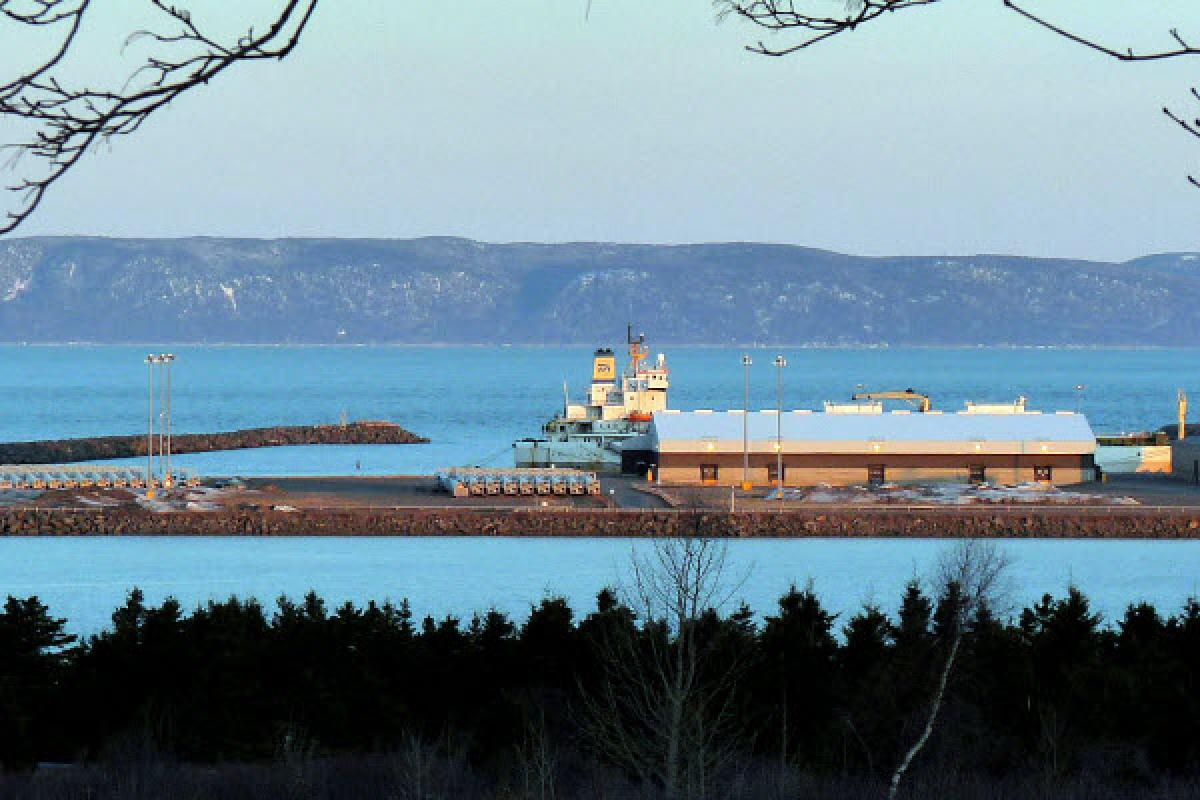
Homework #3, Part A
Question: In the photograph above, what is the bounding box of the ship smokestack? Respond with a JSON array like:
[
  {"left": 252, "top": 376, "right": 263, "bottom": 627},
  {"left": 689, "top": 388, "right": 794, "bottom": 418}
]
[{"left": 592, "top": 348, "right": 616, "bottom": 383}]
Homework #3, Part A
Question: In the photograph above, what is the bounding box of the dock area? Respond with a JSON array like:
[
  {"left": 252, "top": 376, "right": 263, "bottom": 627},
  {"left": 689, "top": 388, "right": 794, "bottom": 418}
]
[{"left": 1, "top": 473, "right": 1200, "bottom": 537}]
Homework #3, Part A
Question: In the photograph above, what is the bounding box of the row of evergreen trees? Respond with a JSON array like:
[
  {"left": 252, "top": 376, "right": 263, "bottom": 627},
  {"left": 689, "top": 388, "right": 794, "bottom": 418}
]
[{"left": 2, "top": 550, "right": 1200, "bottom": 796}]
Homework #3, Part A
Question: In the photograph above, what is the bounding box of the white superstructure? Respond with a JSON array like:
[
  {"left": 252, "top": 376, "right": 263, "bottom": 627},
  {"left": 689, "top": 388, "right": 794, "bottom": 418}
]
[{"left": 513, "top": 328, "right": 670, "bottom": 470}]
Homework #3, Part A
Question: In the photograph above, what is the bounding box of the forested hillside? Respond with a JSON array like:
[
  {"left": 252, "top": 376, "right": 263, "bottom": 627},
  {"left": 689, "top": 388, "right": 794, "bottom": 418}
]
[{"left": 0, "top": 237, "right": 1195, "bottom": 344}]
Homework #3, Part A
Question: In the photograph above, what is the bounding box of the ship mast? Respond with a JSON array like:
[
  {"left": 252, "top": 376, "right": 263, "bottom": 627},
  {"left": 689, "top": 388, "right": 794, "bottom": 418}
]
[{"left": 627, "top": 323, "right": 648, "bottom": 373}]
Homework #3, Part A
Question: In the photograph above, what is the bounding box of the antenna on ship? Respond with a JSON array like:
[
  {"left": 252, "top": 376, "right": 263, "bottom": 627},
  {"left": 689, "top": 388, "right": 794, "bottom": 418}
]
[{"left": 627, "top": 323, "right": 647, "bottom": 370}]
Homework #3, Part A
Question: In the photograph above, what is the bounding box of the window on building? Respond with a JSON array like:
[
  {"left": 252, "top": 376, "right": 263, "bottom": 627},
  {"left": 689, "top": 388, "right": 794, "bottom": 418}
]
[
  {"left": 867, "top": 464, "right": 885, "bottom": 486},
  {"left": 1034, "top": 465, "right": 1052, "bottom": 483},
  {"left": 700, "top": 464, "right": 719, "bottom": 483},
  {"left": 767, "top": 461, "right": 786, "bottom": 485},
  {"left": 969, "top": 464, "right": 986, "bottom": 484}
]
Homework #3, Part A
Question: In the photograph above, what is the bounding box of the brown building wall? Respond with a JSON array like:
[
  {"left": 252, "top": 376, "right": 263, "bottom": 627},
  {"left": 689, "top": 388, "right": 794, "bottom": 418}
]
[
  {"left": 656, "top": 452, "right": 1093, "bottom": 487},
  {"left": 1171, "top": 440, "right": 1200, "bottom": 483}
]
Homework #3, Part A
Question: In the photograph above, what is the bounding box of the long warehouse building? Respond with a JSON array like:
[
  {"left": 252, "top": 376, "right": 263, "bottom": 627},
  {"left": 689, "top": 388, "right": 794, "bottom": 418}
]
[{"left": 645, "top": 405, "right": 1097, "bottom": 487}]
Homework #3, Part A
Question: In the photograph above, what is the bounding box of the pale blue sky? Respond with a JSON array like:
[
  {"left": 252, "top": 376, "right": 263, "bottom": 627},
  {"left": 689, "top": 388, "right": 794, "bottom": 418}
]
[{"left": 5, "top": 0, "right": 1199, "bottom": 260}]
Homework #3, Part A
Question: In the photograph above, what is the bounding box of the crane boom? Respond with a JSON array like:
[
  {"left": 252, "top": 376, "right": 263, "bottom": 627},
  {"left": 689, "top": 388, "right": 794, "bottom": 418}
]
[{"left": 850, "top": 389, "right": 932, "bottom": 413}]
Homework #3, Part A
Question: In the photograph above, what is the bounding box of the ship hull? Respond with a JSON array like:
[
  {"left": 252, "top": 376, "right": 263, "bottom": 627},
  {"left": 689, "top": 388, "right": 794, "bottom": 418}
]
[{"left": 513, "top": 440, "right": 622, "bottom": 472}]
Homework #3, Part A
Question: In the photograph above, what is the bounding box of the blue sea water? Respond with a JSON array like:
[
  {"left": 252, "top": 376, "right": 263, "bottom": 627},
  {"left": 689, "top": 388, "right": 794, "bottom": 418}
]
[
  {"left": 1, "top": 536, "right": 1198, "bottom": 638},
  {"left": 0, "top": 344, "right": 1197, "bottom": 635},
  {"left": 0, "top": 344, "right": 1188, "bottom": 475}
]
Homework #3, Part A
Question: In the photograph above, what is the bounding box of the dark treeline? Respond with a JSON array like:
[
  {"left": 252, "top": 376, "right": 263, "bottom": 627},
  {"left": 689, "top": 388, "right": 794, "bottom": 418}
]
[{"left": 3, "top": 543, "right": 1200, "bottom": 798}]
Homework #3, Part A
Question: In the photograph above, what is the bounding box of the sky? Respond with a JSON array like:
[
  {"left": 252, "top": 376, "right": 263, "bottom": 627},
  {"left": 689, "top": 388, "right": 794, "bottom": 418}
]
[{"left": 3, "top": 0, "right": 1199, "bottom": 261}]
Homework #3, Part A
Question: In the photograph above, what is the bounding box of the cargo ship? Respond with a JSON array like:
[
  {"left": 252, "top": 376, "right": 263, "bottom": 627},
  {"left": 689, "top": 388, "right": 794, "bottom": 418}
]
[{"left": 513, "top": 327, "right": 669, "bottom": 471}]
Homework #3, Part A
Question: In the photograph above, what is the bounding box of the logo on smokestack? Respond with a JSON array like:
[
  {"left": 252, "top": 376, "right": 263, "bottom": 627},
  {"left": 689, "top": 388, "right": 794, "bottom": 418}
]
[{"left": 592, "top": 348, "right": 616, "bottom": 382}]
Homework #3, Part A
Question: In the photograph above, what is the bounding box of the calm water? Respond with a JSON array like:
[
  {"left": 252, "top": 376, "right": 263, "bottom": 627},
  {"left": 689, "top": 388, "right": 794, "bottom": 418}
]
[
  {"left": 0, "top": 345, "right": 1190, "bottom": 475},
  {"left": 1, "top": 345, "right": 1198, "bottom": 634},
  {"left": 2, "top": 537, "right": 1198, "bottom": 638}
]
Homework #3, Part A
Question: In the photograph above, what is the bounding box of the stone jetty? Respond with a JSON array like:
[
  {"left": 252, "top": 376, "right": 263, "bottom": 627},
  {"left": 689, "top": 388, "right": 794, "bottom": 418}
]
[
  {"left": 3, "top": 505, "right": 1200, "bottom": 538},
  {"left": 0, "top": 421, "right": 427, "bottom": 465}
]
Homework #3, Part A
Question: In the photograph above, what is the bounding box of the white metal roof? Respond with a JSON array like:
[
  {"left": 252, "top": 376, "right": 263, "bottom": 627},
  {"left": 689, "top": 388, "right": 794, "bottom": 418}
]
[{"left": 651, "top": 409, "right": 1096, "bottom": 455}]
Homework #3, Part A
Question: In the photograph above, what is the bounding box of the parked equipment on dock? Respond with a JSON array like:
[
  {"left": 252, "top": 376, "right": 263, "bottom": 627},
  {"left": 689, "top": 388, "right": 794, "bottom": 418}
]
[
  {"left": 436, "top": 467, "right": 601, "bottom": 499},
  {"left": 0, "top": 464, "right": 200, "bottom": 490}
]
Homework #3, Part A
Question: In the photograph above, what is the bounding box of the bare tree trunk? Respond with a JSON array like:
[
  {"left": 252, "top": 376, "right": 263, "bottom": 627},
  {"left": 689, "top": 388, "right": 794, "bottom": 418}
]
[
  {"left": 516, "top": 709, "right": 557, "bottom": 800},
  {"left": 577, "top": 536, "right": 749, "bottom": 800},
  {"left": 884, "top": 540, "right": 1009, "bottom": 800},
  {"left": 886, "top": 632, "right": 960, "bottom": 800}
]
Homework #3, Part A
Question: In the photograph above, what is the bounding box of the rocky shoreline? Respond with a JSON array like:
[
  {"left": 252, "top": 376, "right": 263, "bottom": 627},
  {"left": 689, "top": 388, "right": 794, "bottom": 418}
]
[
  {"left": 0, "top": 421, "right": 428, "bottom": 464},
  {"left": 3, "top": 506, "right": 1200, "bottom": 538}
]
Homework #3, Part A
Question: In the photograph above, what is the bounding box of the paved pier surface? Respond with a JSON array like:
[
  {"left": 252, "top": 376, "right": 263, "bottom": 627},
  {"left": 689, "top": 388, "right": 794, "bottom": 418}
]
[
  {"left": 0, "top": 473, "right": 1198, "bottom": 537},
  {"left": 649, "top": 474, "right": 1200, "bottom": 513},
  {"left": 235, "top": 475, "right": 670, "bottom": 510},
  {"left": 242, "top": 476, "right": 613, "bottom": 509},
  {"left": 1084, "top": 473, "right": 1200, "bottom": 506}
]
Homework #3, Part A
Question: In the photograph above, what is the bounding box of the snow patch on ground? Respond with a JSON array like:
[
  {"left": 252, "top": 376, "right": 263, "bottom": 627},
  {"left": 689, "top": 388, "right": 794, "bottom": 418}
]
[
  {"left": 133, "top": 493, "right": 175, "bottom": 512},
  {"left": 76, "top": 495, "right": 119, "bottom": 507},
  {"left": 765, "top": 483, "right": 1138, "bottom": 506},
  {"left": 134, "top": 485, "right": 240, "bottom": 512}
]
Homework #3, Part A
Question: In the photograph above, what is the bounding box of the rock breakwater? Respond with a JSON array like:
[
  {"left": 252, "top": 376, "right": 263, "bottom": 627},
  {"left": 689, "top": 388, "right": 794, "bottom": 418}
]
[
  {"left": 2, "top": 506, "right": 1199, "bottom": 538},
  {"left": 0, "top": 422, "right": 428, "bottom": 464}
]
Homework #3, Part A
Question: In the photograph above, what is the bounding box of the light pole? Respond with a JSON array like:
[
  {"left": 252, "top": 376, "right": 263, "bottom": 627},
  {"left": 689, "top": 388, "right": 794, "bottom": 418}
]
[
  {"left": 1074, "top": 384, "right": 1085, "bottom": 414},
  {"left": 145, "top": 354, "right": 159, "bottom": 493},
  {"left": 158, "top": 356, "right": 167, "bottom": 482},
  {"left": 774, "top": 355, "right": 787, "bottom": 500},
  {"left": 742, "top": 354, "right": 752, "bottom": 491},
  {"left": 162, "top": 353, "right": 175, "bottom": 487}
]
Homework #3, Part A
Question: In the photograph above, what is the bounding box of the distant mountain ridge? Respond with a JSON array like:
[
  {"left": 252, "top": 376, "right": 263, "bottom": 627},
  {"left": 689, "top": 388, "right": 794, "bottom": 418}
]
[{"left": 0, "top": 236, "right": 1196, "bottom": 345}]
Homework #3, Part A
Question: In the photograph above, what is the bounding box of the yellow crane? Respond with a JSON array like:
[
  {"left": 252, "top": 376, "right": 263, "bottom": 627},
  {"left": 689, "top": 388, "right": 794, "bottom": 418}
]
[
  {"left": 851, "top": 389, "right": 932, "bottom": 413},
  {"left": 1179, "top": 389, "right": 1189, "bottom": 440}
]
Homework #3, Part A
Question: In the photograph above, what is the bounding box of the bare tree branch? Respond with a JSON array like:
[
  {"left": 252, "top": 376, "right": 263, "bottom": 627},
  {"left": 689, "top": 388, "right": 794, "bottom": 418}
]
[
  {"left": 1000, "top": 2, "right": 1200, "bottom": 186},
  {"left": 578, "top": 528, "right": 751, "bottom": 799},
  {"left": 716, "top": 0, "right": 940, "bottom": 57},
  {"left": 0, "top": 0, "right": 318, "bottom": 235},
  {"left": 719, "top": 0, "right": 1200, "bottom": 186},
  {"left": 1002, "top": 1, "right": 1200, "bottom": 63}
]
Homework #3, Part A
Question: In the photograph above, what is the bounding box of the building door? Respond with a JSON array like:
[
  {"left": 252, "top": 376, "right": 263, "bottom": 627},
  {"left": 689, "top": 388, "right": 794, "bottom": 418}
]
[
  {"left": 700, "top": 464, "right": 719, "bottom": 484},
  {"left": 767, "top": 461, "right": 786, "bottom": 486},
  {"left": 867, "top": 464, "right": 885, "bottom": 486},
  {"left": 1034, "top": 465, "right": 1052, "bottom": 483},
  {"left": 968, "top": 464, "right": 986, "bottom": 485}
]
